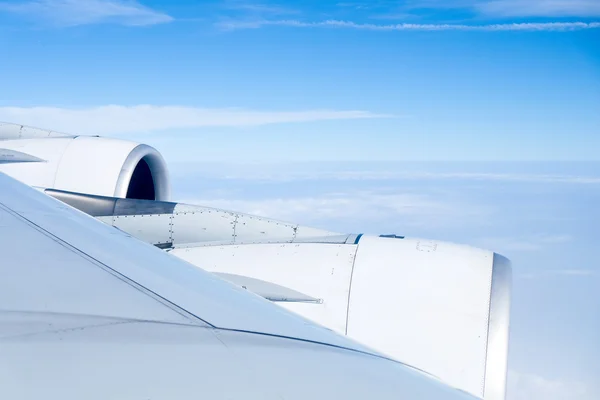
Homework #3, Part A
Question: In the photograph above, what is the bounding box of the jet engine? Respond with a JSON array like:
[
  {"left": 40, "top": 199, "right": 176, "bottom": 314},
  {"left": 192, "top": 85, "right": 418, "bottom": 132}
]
[{"left": 0, "top": 123, "right": 169, "bottom": 201}]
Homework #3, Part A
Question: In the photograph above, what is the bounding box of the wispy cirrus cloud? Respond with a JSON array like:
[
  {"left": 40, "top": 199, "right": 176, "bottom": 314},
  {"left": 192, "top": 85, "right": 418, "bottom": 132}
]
[
  {"left": 217, "top": 19, "right": 600, "bottom": 32},
  {"left": 0, "top": 105, "right": 389, "bottom": 135},
  {"left": 217, "top": 1, "right": 600, "bottom": 32},
  {"left": 474, "top": 0, "right": 600, "bottom": 18},
  {"left": 0, "top": 0, "right": 173, "bottom": 27},
  {"left": 378, "top": 0, "right": 600, "bottom": 18}
]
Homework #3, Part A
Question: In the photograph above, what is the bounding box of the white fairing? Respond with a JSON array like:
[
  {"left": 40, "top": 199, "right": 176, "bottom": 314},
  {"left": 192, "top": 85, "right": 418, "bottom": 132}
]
[
  {"left": 346, "top": 236, "right": 510, "bottom": 400},
  {"left": 0, "top": 125, "right": 169, "bottom": 201},
  {"left": 176, "top": 243, "right": 356, "bottom": 333},
  {"left": 171, "top": 236, "right": 511, "bottom": 400}
]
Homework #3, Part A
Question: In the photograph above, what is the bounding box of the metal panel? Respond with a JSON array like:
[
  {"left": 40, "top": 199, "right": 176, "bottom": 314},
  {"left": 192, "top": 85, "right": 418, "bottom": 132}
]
[
  {"left": 45, "top": 189, "right": 177, "bottom": 217},
  {"left": 295, "top": 225, "right": 344, "bottom": 239},
  {"left": 43, "top": 191, "right": 342, "bottom": 246},
  {"left": 171, "top": 204, "right": 237, "bottom": 245},
  {"left": 173, "top": 235, "right": 351, "bottom": 248},
  {"left": 482, "top": 254, "right": 512, "bottom": 400},
  {"left": 0, "top": 149, "right": 44, "bottom": 164},
  {"left": 53, "top": 136, "right": 139, "bottom": 198},
  {"left": 293, "top": 234, "right": 351, "bottom": 244},
  {"left": 45, "top": 189, "right": 118, "bottom": 217},
  {"left": 113, "top": 198, "right": 176, "bottom": 216},
  {"left": 0, "top": 122, "right": 24, "bottom": 140},
  {"left": 172, "top": 243, "right": 358, "bottom": 335},
  {"left": 234, "top": 213, "right": 297, "bottom": 242},
  {"left": 346, "top": 235, "right": 498, "bottom": 399},
  {"left": 0, "top": 138, "right": 74, "bottom": 189},
  {"left": 0, "top": 122, "right": 73, "bottom": 140},
  {"left": 112, "top": 213, "right": 173, "bottom": 246}
]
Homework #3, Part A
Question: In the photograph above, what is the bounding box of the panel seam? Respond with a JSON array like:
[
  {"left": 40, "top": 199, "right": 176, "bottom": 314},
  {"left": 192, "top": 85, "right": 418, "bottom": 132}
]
[
  {"left": 344, "top": 235, "right": 363, "bottom": 335},
  {"left": 480, "top": 255, "right": 496, "bottom": 396}
]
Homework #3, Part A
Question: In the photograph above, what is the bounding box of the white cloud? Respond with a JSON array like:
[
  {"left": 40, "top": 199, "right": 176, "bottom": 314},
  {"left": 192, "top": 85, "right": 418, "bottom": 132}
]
[
  {"left": 183, "top": 192, "right": 451, "bottom": 221},
  {"left": 192, "top": 168, "right": 600, "bottom": 185},
  {"left": 508, "top": 370, "right": 592, "bottom": 400},
  {"left": 179, "top": 190, "right": 488, "bottom": 231},
  {"left": 217, "top": 19, "right": 600, "bottom": 32},
  {"left": 0, "top": 0, "right": 173, "bottom": 26},
  {"left": 517, "top": 268, "right": 597, "bottom": 279},
  {"left": 477, "top": 234, "right": 573, "bottom": 253},
  {"left": 552, "top": 269, "right": 596, "bottom": 276},
  {"left": 477, "top": 0, "right": 600, "bottom": 18},
  {"left": 0, "top": 105, "right": 388, "bottom": 135}
]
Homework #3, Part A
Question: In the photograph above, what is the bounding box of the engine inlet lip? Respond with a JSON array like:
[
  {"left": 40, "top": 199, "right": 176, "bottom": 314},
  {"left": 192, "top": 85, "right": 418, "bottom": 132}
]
[{"left": 114, "top": 144, "right": 170, "bottom": 202}]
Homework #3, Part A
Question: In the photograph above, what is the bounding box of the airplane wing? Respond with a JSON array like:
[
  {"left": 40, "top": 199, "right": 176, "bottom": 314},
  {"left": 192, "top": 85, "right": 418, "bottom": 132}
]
[{"left": 0, "top": 171, "right": 475, "bottom": 400}]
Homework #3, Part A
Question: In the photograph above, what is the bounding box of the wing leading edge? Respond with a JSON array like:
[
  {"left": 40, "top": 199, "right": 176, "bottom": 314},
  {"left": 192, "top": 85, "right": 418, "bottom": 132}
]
[{"left": 0, "top": 172, "right": 474, "bottom": 400}]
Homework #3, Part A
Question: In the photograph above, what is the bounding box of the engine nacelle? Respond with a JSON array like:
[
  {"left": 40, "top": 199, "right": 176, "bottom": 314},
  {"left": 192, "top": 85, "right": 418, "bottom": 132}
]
[
  {"left": 0, "top": 125, "right": 169, "bottom": 201},
  {"left": 1, "top": 122, "right": 511, "bottom": 400},
  {"left": 171, "top": 236, "right": 510, "bottom": 400}
]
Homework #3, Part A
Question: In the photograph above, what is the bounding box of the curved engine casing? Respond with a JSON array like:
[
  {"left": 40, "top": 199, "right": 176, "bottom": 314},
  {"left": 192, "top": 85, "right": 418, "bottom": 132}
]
[
  {"left": 168, "top": 236, "right": 511, "bottom": 400},
  {"left": 0, "top": 136, "right": 169, "bottom": 201}
]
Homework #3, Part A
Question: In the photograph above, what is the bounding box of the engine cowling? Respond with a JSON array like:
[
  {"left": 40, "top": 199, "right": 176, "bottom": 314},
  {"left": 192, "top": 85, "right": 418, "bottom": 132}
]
[{"left": 0, "top": 126, "right": 169, "bottom": 201}]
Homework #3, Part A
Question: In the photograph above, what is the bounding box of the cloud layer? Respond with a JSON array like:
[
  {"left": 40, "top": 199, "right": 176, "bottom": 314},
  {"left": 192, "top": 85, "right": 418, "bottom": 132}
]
[
  {"left": 477, "top": 234, "right": 573, "bottom": 253},
  {"left": 0, "top": 0, "right": 173, "bottom": 26},
  {"left": 188, "top": 168, "right": 600, "bottom": 185},
  {"left": 185, "top": 191, "right": 455, "bottom": 222},
  {"left": 178, "top": 188, "right": 492, "bottom": 233},
  {"left": 508, "top": 370, "right": 592, "bottom": 400},
  {"left": 0, "top": 105, "right": 388, "bottom": 135}
]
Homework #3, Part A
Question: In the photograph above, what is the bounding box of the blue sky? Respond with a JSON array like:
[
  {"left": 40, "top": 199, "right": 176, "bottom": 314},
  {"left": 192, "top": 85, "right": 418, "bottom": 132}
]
[
  {"left": 0, "top": 0, "right": 599, "bottom": 161},
  {"left": 0, "top": 1, "right": 599, "bottom": 399}
]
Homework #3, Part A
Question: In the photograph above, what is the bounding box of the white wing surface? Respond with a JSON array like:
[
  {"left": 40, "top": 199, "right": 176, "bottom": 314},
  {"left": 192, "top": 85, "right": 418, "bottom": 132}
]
[{"left": 0, "top": 172, "right": 475, "bottom": 400}]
